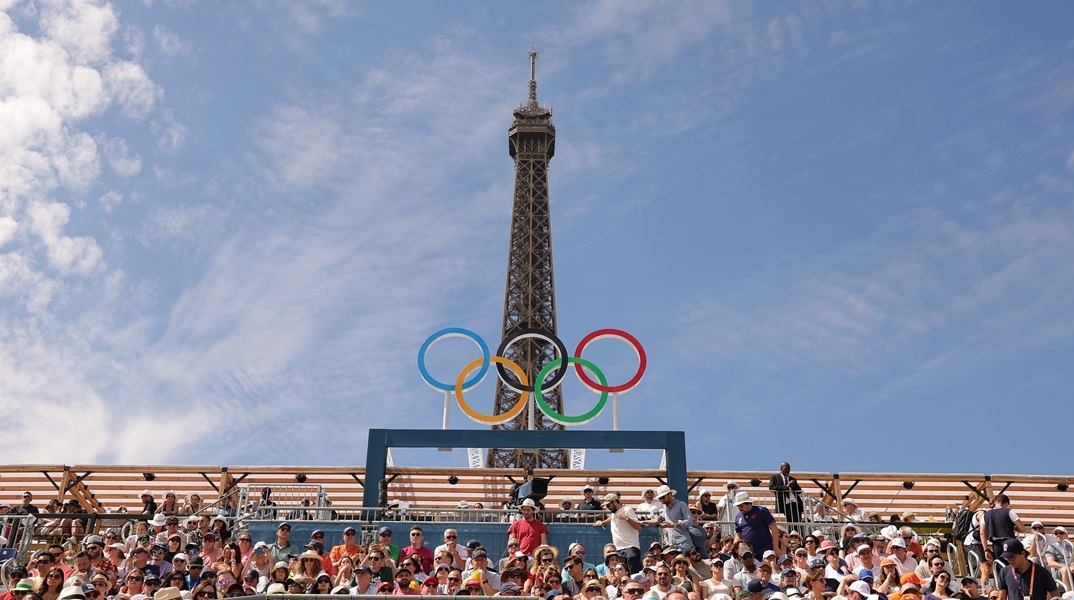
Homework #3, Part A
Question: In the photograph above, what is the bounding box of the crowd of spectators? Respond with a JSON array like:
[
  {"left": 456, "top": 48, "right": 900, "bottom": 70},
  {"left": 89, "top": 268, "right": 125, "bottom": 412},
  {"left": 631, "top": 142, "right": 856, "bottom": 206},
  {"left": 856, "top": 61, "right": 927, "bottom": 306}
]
[{"left": 1, "top": 472, "right": 1069, "bottom": 600}]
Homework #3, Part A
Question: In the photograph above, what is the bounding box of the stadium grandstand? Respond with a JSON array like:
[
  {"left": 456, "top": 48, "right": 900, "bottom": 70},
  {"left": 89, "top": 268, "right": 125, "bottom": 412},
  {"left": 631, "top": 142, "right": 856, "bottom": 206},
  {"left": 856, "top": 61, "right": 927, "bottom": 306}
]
[{"left": 3, "top": 462, "right": 1074, "bottom": 598}]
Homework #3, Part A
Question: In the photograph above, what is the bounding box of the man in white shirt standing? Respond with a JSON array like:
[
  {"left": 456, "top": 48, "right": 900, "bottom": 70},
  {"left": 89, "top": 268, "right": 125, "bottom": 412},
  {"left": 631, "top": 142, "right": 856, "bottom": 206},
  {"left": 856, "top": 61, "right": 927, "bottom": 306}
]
[{"left": 595, "top": 493, "right": 644, "bottom": 574}]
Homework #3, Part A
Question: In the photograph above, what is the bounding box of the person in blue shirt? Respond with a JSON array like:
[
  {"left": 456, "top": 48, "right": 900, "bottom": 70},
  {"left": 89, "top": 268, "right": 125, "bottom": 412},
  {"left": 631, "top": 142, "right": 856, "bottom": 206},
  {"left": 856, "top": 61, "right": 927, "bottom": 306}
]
[{"left": 733, "top": 492, "right": 783, "bottom": 558}]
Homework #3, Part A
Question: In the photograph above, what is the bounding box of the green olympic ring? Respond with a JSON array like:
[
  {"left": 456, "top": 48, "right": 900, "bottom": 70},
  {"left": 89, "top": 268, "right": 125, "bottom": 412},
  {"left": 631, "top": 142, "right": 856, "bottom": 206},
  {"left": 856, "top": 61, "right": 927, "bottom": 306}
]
[{"left": 534, "top": 356, "right": 608, "bottom": 426}]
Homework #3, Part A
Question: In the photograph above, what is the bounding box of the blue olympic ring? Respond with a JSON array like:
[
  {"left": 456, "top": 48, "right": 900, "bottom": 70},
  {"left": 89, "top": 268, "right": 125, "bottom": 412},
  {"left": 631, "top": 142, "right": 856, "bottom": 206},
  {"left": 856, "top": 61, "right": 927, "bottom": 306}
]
[{"left": 417, "top": 327, "right": 491, "bottom": 392}]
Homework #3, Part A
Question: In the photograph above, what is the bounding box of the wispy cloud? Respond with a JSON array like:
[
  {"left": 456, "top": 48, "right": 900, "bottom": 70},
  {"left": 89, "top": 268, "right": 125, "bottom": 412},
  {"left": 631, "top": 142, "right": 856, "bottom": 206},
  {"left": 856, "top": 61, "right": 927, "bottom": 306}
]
[{"left": 668, "top": 193, "right": 1074, "bottom": 409}]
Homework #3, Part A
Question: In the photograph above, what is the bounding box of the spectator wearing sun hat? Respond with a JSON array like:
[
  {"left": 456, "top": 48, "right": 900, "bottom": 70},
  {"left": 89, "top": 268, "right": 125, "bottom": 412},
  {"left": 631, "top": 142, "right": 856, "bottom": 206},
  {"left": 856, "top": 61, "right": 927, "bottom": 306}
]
[
  {"left": 579, "top": 486, "right": 602, "bottom": 512},
  {"left": 733, "top": 492, "right": 781, "bottom": 558}
]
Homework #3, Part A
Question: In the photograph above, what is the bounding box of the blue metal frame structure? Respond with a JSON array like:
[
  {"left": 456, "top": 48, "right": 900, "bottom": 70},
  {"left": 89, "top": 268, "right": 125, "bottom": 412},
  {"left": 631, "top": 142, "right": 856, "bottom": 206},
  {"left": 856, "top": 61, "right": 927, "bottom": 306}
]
[{"left": 363, "top": 429, "right": 687, "bottom": 507}]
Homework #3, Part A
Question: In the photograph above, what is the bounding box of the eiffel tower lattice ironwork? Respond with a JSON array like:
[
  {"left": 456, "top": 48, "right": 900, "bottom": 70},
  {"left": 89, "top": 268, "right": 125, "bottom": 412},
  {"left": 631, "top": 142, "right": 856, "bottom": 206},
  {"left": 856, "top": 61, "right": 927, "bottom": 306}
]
[{"left": 487, "top": 50, "right": 568, "bottom": 470}]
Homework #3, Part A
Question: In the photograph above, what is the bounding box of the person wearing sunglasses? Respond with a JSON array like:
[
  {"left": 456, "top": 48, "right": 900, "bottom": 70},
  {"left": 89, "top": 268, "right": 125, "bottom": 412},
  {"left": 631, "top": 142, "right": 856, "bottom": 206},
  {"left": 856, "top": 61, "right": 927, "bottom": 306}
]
[
  {"left": 955, "top": 576, "right": 983, "bottom": 600},
  {"left": 118, "top": 569, "right": 144, "bottom": 596},
  {"left": 329, "top": 526, "right": 363, "bottom": 569},
  {"left": 431, "top": 528, "right": 466, "bottom": 571},
  {"left": 374, "top": 526, "right": 401, "bottom": 563},
  {"left": 190, "top": 580, "right": 216, "bottom": 600},
  {"left": 399, "top": 526, "right": 434, "bottom": 574}
]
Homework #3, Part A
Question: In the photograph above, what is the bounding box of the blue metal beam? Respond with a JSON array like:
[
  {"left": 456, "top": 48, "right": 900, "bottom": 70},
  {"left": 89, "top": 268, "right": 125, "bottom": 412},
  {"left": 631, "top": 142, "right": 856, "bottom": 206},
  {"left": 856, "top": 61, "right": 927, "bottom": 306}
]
[{"left": 363, "top": 429, "right": 687, "bottom": 507}]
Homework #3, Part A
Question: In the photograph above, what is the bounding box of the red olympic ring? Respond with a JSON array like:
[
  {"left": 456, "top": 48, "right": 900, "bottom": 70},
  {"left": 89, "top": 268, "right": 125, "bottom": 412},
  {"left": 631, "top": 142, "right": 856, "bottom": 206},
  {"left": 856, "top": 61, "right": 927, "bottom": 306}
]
[{"left": 572, "top": 328, "right": 646, "bottom": 394}]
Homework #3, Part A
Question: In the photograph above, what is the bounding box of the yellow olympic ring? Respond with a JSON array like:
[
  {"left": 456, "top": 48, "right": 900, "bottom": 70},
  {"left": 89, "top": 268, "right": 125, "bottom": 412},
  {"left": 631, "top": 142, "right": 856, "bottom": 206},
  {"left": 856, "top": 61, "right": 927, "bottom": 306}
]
[{"left": 454, "top": 356, "right": 530, "bottom": 424}]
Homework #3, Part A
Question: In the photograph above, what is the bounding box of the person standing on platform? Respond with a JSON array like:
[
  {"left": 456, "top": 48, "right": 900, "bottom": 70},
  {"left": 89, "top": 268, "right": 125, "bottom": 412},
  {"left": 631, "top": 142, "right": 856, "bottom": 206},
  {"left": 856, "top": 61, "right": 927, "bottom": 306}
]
[
  {"left": 769, "top": 463, "right": 804, "bottom": 526},
  {"left": 594, "top": 493, "right": 644, "bottom": 575},
  {"left": 733, "top": 493, "right": 782, "bottom": 558},
  {"left": 981, "top": 494, "right": 1024, "bottom": 566},
  {"left": 508, "top": 499, "right": 549, "bottom": 556},
  {"left": 650, "top": 486, "right": 692, "bottom": 553}
]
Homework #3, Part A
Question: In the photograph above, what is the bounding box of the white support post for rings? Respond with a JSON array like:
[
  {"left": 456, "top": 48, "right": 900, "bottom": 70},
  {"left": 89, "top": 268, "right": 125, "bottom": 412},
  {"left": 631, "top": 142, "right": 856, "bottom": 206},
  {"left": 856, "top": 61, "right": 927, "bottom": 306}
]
[
  {"left": 443, "top": 391, "right": 450, "bottom": 429},
  {"left": 613, "top": 392, "right": 620, "bottom": 430}
]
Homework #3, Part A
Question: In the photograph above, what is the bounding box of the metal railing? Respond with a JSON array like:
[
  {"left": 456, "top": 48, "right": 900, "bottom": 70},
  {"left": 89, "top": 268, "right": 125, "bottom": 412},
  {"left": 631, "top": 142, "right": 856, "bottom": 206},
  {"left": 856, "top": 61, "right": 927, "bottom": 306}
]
[{"left": 238, "top": 485, "right": 329, "bottom": 520}]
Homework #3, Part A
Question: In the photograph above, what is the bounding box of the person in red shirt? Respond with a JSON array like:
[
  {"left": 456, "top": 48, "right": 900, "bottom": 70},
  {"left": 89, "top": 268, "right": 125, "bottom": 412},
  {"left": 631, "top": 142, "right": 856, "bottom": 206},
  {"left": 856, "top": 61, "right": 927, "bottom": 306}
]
[
  {"left": 508, "top": 499, "right": 549, "bottom": 556},
  {"left": 399, "top": 527, "right": 435, "bottom": 575}
]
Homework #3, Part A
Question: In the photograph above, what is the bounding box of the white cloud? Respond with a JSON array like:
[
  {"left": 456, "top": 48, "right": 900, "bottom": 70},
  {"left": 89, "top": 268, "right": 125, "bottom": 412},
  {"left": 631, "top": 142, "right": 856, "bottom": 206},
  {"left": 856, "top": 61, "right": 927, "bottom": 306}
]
[
  {"left": 38, "top": 0, "right": 118, "bottom": 64},
  {"left": 99, "top": 190, "right": 122, "bottom": 213},
  {"left": 670, "top": 198, "right": 1074, "bottom": 407},
  {"left": 1067, "top": 150, "right": 1074, "bottom": 171},
  {"left": 0, "top": 215, "right": 17, "bottom": 246},
  {"left": 152, "top": 108, "right": 188, "bottom": 153},
  {"left": 152, "top": 24, "right": 191, "bottom": 58},
  {"left": 0, "top": 0, "right": 165, "bottom": 464},
  {"left": 26, "top": 199, "right": 103, "bottom": 274},
  {"left": 103, "top": 136, "right": 142, "bottom": 177},
  {"left": 137, "top": 203, "right": 216, "bottom": 244},
  {"left": 104, "top": 61, "right": 159, "bottom": 119}
]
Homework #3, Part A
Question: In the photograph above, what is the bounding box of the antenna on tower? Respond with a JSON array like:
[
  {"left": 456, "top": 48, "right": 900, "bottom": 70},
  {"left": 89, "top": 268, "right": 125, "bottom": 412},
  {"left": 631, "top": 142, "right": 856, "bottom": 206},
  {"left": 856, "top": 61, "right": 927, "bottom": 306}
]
[{"left": 528, "top": 45, "right": 539, "bottom": 108}]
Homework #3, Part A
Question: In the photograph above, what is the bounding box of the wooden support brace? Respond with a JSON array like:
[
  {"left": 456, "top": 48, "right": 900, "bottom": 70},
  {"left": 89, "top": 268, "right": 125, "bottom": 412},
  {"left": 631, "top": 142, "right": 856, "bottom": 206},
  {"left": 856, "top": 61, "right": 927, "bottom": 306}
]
[{"left": 200, "top": 472, "right": 219, "bottom": 493}]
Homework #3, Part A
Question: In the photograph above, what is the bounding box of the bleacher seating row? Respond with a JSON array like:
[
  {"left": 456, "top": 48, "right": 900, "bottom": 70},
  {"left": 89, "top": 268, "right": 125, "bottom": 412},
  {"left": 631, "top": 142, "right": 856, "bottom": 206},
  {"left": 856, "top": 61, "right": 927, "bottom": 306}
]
[{"left": 2, "top": 465, "right": 1074, "bottom": 526}]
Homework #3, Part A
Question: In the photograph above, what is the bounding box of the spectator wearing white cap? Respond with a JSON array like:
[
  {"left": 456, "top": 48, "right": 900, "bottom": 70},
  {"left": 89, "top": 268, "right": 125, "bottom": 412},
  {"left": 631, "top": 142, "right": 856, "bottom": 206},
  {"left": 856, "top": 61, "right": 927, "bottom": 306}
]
[
  {"left": 648, "top": 486, "right": 692, "bottom": 553},
  {"left": 508, "top": 498, "right": 549, "bottom": 556},
  {"left": 638, "top": 488, "right": 664, "bottom": 521},
  {"left": 844, "top": 579, "right": 872, "bottom": 600},
  {"left": 887, "top": 538, "right": 917, "bottom": 576},
  {"left": 732, "top": 492, "right": 782, "bottom": 558},
  {"left": 841, "top": 499, "right": 868, "bottom": 523},
  {"left": 579, "top": 486, "right": 602, "bottom": 512},
  {"left": 1025, "top": 521, "right": 1053, "bottom": 567},
  {"left": 1044, "top": 526, "right": 1074, "bottom": 590}
]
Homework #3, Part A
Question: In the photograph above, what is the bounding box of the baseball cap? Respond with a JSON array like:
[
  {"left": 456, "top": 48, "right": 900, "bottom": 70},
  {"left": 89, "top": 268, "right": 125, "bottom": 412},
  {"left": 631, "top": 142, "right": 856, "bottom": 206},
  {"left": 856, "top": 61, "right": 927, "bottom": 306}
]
[
  {"left": 900, "top": 574, "right": 924, "bottom": 586},
  {"left": 747, "top": 580, "right": 767, "bottom": 593},
  {"left": 602, "top": 493, "right": 619, "bottom": 506},
  {"left": 849, "top": 581, "right": 871, "bottom": 597},
  {"left": 378, "top": 526, "right": 392, "bottom": 534},
  {"left": 1001, "top": 539, "right": 1025, "bottom": 559},
  {"left": 343, "top": 526, "right": 356, "bottom": 534}
]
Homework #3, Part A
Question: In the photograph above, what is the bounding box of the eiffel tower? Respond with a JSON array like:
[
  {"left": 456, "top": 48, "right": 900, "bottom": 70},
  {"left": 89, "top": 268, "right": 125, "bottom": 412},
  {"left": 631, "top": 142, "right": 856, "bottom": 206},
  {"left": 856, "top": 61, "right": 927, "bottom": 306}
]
[{"left": 486, "top": 51, "right": 568, "bottom": 470}]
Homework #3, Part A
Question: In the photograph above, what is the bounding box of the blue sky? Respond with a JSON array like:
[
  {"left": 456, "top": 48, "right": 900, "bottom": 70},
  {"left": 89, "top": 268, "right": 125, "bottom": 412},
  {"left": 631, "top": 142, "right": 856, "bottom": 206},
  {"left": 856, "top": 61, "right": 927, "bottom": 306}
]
[{"left": 2, "top": 1, "right": 1073, "bottom": 475}]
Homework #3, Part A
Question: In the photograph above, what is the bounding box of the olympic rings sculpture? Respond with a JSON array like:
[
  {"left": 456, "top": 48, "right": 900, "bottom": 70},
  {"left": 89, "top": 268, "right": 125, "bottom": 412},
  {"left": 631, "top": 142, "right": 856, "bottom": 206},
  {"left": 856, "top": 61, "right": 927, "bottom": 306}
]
[{"left": 418, "top": 327, "right": 646, "bottom": 426}]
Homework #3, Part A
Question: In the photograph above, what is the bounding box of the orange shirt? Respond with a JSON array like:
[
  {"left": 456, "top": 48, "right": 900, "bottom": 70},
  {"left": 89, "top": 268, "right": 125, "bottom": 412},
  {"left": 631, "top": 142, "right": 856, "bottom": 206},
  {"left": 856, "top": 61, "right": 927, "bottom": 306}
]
[{"left": 330, "top": 544, "right": 362, "bottom": 565}]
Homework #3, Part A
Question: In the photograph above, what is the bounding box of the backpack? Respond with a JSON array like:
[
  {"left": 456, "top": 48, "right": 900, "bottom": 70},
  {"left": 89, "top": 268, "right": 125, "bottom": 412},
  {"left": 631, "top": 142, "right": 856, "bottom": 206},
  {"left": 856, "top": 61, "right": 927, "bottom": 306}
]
[{"left": 952, "top": 507, "right": 976, "bottom": 540}]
